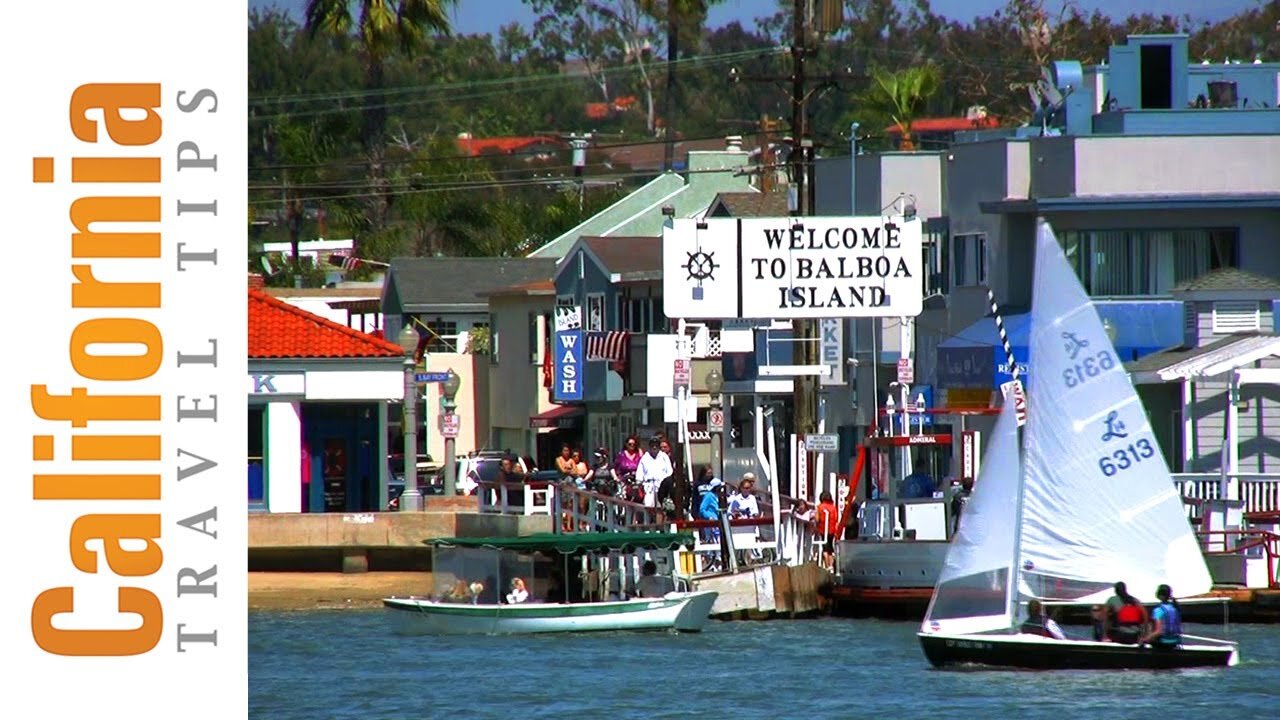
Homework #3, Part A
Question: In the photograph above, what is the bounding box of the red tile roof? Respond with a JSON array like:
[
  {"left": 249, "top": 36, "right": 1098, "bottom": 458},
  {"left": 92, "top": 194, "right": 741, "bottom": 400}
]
[
  {"left": 455, "top": 135, "right": 565, "bottom": 157},
  {"left": 886, "top": 116, "right": 1001, "bottom": 134},
  {"left": 248, "top": 289, "right": 404, "bottom": 359}
]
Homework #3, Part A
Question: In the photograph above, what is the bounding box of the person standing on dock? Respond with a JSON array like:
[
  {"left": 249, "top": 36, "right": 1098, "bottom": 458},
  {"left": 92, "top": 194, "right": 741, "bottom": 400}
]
[
  {"left": 815, "top": 492, "right": 840, "bottom": 571},
  {"left": 637, "top": 437, "right": 674, "bottom": 522}
]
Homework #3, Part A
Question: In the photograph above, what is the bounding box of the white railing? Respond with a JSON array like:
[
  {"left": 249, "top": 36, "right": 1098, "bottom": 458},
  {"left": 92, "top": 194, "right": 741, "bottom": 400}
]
[
  {"left": 476, "top": 480, "right": 555, "bottom": 517},
  {"left": 1174, "top": 473, "right": 1280, "bottom": 521}
]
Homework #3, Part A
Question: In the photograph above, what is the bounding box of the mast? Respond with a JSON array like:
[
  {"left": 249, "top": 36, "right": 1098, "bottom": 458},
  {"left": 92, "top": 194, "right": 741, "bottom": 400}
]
[{"left": 990, "top": 288, "right": 1025, "bottom": 628}]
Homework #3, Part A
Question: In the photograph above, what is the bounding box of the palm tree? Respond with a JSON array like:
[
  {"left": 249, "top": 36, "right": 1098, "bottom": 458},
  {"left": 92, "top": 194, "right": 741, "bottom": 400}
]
[
  {"left": 305, "top": 0, "right": 455, "bottom": 229},
  {"left": 862, "top": 64, "right": 941, "bottom": 151},
  {"left": 639, "top": 0, "right": 722, "bottom": 170}
]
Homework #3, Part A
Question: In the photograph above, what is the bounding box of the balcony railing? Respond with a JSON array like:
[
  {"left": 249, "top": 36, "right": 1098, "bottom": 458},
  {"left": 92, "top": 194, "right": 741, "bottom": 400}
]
[{"left": 1174, "top": 473, "right": 1280, "bottom": 521}]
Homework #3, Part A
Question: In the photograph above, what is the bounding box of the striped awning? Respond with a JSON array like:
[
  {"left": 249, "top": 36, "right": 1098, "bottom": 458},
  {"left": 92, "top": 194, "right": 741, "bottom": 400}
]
[{"left": 586, "top": 331, "right": 630, "bottom": 363}]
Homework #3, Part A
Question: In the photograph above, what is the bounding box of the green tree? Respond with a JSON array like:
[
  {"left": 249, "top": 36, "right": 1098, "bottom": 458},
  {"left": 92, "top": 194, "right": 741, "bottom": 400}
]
[
  {"left": 860, "top": 64, "right": 941, "bottom": 150},
  {"left": 305, "top": 0, "right": 456, "bottom": 230}
]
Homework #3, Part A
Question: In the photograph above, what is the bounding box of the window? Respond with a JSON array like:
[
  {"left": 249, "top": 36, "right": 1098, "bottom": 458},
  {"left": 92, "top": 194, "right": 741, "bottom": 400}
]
[
  {"left": 952, "top": 233, "right": 987, "bottom": 287},
  {"left": 529, "top": 312, "right": 550, "bottom": 364},
  {"left": 617, "top": 291, "right": 666, "bottom": 333},
  {"left": 586, "top": 293, "right": 606, "bottom": 331},
  {"left": 1059, "top": 228, "right": 1239, "bottom": 296},
  {"left": 423, "top": 320, "right": 458, "bottom": 353},
  {"left": 486, "top": 315, "right": 498, "bottom": 362}
]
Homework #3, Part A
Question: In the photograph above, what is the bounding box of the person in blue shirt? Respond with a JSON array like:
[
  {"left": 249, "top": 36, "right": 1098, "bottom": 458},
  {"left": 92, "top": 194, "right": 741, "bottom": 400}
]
[{"left": 1141, "top": 584, "right": 1182, "bottom": 649}]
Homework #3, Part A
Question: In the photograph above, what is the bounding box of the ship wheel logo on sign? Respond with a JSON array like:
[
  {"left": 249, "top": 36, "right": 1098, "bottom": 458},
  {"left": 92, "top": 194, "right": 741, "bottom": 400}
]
[{"left": 683, "top": 250, "right": 718, "bottom": 300}]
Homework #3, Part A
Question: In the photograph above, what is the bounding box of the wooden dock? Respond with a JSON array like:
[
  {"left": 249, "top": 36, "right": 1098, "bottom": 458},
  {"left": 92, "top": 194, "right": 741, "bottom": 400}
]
[{"left": 694, "top": 562, "right": 832, "bottom": 619}]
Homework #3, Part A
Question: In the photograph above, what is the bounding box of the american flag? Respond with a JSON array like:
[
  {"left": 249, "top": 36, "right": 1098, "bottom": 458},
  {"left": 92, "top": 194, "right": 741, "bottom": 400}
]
[
  {"left": 586, "top": 331, "right": 630, "bottom": 363},
  {"left": 328, "top": 253, "right": 360, "bottom": 271}
]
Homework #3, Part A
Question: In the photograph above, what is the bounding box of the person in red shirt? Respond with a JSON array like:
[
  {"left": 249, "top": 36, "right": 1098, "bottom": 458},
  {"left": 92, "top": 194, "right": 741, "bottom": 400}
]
[{"left": 815, "top": 491, "right": 840, "bottom": 571}]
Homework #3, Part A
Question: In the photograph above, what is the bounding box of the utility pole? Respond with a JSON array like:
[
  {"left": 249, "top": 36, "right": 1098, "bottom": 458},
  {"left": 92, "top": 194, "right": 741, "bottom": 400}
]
[
  {"left": 790, "top": 0, "right": 816, "bottom": 437},
  {"left": 727, "top": 0, "right": 843, "bottom": 436}
]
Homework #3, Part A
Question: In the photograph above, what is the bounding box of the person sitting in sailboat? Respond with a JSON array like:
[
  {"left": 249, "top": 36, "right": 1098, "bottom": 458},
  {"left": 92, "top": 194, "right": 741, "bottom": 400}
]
[
  {"left": 1140, "top": 584, "right": 1183, "bottom": 649},
  {"left": 1019, "top": 600, "right": 1067, "bottom": 640},
  {"left": 1102, "top": 581, "right": 1149, "bottom": 644}
]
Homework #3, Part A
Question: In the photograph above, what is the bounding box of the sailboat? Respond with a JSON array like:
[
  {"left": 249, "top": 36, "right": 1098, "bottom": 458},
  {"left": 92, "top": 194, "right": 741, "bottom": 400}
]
[{"left": 917, "top": 220, "right": 1239, "bottom": 670}]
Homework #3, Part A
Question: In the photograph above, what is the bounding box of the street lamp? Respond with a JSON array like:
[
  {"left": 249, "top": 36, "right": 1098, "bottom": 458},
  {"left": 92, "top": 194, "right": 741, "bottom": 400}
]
[
  {"left": 442, "top": 368, "right": 462, "bottom": 495},
  {"left": 704, "top": 367, "right": 724, "bottom": 479},
  {"left": 397, "top": 323, "right": 422, "bottom": 512}
]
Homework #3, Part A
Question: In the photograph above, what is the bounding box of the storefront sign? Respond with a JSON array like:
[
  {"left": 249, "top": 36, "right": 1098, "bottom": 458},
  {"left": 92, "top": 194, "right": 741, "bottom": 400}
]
[
  {"left": 663, "top": 216, "right": 923, "bottom": 319},
  {"left": 248, "top": 372, "right": 305, "bottom": 395},
  {"left": 553, "top": 306, "right": 583, "bottom": 401},
  {"left": 819, "top": 318, "right": 844, "bottom": 386}
]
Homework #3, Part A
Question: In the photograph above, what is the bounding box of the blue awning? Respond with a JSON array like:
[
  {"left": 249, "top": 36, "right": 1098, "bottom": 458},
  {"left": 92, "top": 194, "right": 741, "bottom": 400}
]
[{"left": 936, "top": 301, "right": 1183, "bottom": 389}]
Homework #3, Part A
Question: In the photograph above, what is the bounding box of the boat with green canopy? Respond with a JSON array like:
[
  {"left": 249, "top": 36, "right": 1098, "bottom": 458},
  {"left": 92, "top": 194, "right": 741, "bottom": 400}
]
[{"left": 383, "top": 532, "right": 718, "bottom": 634}]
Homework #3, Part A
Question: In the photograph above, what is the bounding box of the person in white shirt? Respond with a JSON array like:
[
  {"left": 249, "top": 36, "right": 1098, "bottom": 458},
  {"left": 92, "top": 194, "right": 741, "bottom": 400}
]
[
  {"left": 505, "top": 577, "right": 530, "bottom": 604},
  {"left": 635, "top": 437, "right": 673, "bottom": 510},
  {"left": 728, "top": 473, "right": 761, "bottom": 518}
]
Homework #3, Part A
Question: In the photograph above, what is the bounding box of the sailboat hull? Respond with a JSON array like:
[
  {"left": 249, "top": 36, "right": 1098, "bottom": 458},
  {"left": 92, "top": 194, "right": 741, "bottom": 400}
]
[{"left": 919, "top": 632, "right": 1238, "bottom": 670}]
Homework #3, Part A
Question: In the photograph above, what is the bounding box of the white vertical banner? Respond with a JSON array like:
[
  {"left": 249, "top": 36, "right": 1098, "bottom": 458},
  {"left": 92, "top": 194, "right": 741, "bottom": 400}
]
[{"left": 2, "top": 2, "right": 247, "bottom": 717}]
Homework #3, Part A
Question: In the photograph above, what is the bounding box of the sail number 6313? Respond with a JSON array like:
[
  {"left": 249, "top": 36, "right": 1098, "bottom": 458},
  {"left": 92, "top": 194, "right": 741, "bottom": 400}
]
[
  {"left": 1062, "top": 351, "right": 1116, "bottom": 388},
  {"left": 1099, "top": 439, "right": 1156, "bottom": 476}
]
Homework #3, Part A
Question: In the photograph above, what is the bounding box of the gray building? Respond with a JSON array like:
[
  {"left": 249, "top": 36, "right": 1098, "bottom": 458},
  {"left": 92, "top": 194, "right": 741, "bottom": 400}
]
[{"left": 816, "top": 32, "right": 1280, "bottom": 478}]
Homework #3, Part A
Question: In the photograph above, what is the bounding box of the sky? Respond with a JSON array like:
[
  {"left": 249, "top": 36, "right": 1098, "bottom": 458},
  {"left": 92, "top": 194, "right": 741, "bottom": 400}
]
[{"left": 250, "top": 0, "right": 1261, "bottom": 36}]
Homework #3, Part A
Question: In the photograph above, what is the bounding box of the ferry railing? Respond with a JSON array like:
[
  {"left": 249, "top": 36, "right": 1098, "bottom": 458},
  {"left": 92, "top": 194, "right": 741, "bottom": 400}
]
[
  {"left": 553, "top": 484, "right": 663, "bottom": 533},
  {"left": 1174, "top": 473, "right": 1280, "bottom": 519},
  {"left": 475, "top": 479, "right": 555, "bottom": 517}
]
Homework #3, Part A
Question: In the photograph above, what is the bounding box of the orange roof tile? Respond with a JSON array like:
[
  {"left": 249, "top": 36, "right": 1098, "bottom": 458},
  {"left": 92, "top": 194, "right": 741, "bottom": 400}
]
[
  {"left": 886, "top": 116, "right": 1001, "bottom": 134},
  {"left": 249, "top": 289, "right": 404, "bottom": 359},
  {"left": 455, "top": 135, "right": 565, "bottom": 157}
]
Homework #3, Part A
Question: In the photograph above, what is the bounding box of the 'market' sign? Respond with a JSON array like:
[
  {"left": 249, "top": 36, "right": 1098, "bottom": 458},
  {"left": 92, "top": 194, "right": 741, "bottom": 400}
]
[{"left": 663, "top": 216, "right": 923, "bottom": 319}]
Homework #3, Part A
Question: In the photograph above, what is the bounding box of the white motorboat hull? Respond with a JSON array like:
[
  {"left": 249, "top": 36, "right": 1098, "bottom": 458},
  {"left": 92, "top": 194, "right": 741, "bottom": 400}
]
[{"left": 383, "top": 590, "right": 719, "bottom": 635}]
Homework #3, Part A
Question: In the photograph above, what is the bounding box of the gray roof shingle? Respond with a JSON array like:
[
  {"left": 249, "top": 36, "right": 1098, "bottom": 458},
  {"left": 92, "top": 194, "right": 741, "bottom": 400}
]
[
  {"left": 385, "top": 257, "right": 555, "bottom": 313},
  {"left": 1171, "top": 268, "right": 1280, "bottom": 294},
  {"left": 708, "top": 191, "right": 789, "bottom": 218}
]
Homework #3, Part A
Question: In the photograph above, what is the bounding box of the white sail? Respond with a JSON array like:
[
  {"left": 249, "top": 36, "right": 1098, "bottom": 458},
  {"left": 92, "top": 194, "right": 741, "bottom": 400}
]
[
  {"left": 921, "top": 395, "right": 1023, "bottom": 634},
  {"left": 1019, "top": 220, "right": 1211, "bottom": 604}
]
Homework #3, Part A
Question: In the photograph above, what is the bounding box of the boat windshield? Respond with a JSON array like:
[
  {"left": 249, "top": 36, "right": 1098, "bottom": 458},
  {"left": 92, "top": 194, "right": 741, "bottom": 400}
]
[{"left": 431, "top": 546, "right": 547, "bottom": 604}]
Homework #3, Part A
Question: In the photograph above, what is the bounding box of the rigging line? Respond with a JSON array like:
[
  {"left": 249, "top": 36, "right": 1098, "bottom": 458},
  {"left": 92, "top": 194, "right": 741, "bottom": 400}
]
[
  {"left": 246, "top": 173, "right": 641, "bottom": 205},
  {"left": 248, "top": 52, "right": 781, "bottom": 120},
  {"left": 250, "top": 46, "right": 785, "bottom": 105},
  {"left": 249, "top": 130, "right": 761, "bottom": 172}
]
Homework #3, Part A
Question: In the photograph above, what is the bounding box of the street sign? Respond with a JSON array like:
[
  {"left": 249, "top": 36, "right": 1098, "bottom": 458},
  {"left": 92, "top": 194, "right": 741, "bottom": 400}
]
[
  {"left": 1001, "top": 379, "right": 1027, "bottom": 427},
  {"left": 440, "top": 413, "right": 460, "bottom": 438},
  {"left": 708, "top": 408, "right": 725, "bottom": 433},
  {"left": 415, "top": 371, "right": 450, "bottom": 383},
  {"left": 896, "top": 357, "right": 914, "bottom": 384},
  {"left": 805, "top": 433, "right": 839, "bottom": 453},
  {"left": 673, "top": 358, "right": 691, "bottom": 392}
]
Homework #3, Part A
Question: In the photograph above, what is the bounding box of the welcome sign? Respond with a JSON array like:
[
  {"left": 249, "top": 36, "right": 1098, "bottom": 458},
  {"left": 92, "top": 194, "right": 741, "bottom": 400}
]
[{"left": 663, "top": 216, "right": 924, "bottom": 319}]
